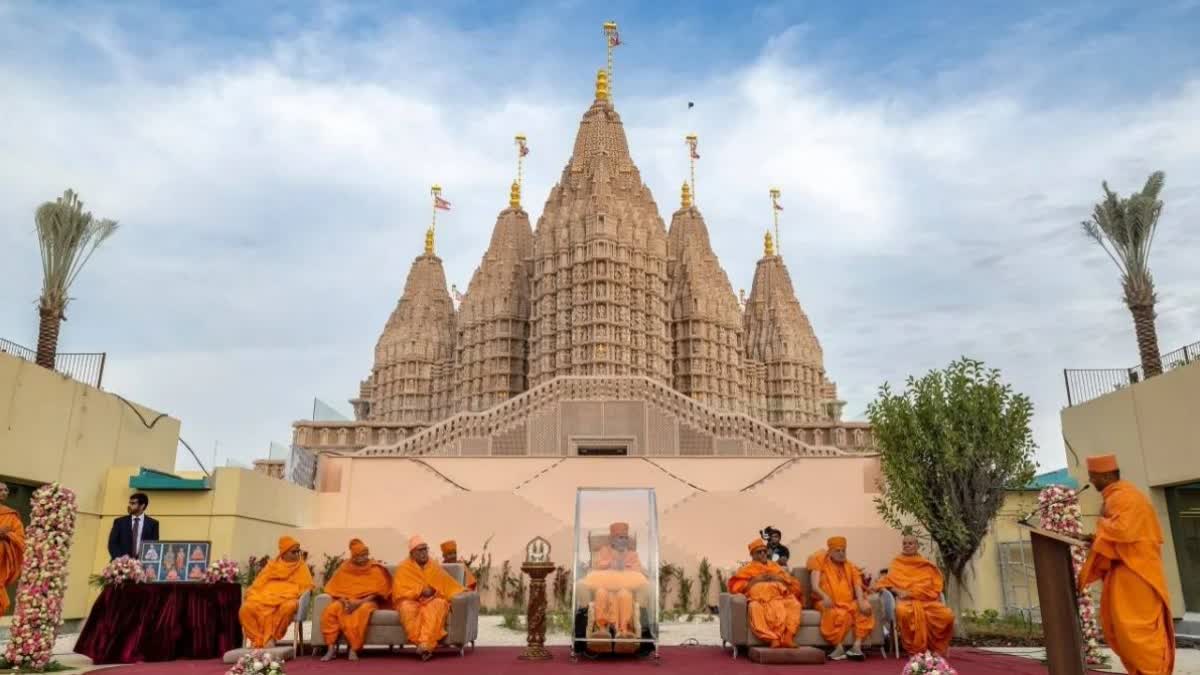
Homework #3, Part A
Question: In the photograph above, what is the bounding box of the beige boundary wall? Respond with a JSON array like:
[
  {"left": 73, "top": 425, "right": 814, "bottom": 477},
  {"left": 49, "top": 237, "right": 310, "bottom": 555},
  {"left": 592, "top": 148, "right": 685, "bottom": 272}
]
[
  {"left": 0, "top": 352, "right": 319, "bottom": 621},
  {"left": 1061, "top": 360, "right": 1200, "bottom": 617}
]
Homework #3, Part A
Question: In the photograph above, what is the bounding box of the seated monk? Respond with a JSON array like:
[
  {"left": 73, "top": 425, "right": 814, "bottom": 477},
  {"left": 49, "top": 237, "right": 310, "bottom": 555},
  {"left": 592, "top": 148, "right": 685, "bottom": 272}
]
[
  {"left": 581, "top": 522, "right": 649, "bottom": 652},
  {"left": 0, "top": 482, "right": 27, "bottom": 617},
  {"left": 321, "top": 538, "right": 393, "bottom": 662},
  {"left": 239, "top": 536, "right": 315, "bottom": 648},
  {"left": 873, "top": 533, "right": 954, "bottom": 656},
  {"left": 729, "top": 539, "right": 802, "bottom": 648},
  {"left": 440, "top": 540, "right": 477, "bottom": 590},
  {"left": 391, "top": 535, "right": 466, "bottom": 661},
  {"left": 810, "top": 536, "right": 875, "bottom": 660}
]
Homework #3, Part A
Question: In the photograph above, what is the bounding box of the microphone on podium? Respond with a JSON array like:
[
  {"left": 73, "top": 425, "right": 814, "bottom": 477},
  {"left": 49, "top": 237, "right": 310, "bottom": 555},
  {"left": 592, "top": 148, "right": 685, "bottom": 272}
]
[{"left": 1019, "top": 483, "right": 1091, "bottom": 526}]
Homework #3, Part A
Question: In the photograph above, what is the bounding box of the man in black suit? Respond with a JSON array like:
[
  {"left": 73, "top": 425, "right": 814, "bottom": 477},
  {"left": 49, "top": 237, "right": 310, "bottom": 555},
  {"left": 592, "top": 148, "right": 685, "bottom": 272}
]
[{"left": 107, "top": 492, "right": 159, "bottom": 560}]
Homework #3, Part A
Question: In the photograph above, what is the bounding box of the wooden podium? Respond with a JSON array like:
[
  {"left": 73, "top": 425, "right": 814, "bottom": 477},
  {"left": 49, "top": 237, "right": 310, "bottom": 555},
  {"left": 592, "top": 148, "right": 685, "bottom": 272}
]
[{"left": 1020, "top": 524, "right": 1089, "bottom": 675}]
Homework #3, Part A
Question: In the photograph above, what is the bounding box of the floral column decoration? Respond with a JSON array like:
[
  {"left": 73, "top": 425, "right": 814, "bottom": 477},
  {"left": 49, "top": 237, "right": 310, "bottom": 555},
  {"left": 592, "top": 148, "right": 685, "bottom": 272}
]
[
  {"left": 3, "top": 483, "right": 78, "bottom": 672},
  {"left": 1037, "top": 484, "right": 1106, "bottom": 666}
]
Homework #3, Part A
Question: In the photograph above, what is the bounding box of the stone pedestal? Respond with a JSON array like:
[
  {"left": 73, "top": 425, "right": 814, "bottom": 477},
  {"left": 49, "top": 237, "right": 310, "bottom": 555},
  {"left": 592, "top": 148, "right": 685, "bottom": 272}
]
[{"left": 519, "top": 561, "right": 556, "bottom": 660}]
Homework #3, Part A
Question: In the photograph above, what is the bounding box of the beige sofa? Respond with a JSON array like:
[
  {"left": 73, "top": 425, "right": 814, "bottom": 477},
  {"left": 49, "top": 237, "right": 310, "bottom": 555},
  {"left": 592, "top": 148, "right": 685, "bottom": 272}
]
[
  {"left": 718, "top": 566, "right": 884, "bottom": 659},
  {"left": 312, "top": 562, "right": 480, "bottom": 657}
]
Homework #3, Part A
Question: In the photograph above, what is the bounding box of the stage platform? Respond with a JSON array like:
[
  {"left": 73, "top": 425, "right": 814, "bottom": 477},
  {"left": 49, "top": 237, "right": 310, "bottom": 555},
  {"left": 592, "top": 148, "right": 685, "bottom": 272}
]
[{"left": 101, "top": 646, "right": 1064, "bottom": 674}]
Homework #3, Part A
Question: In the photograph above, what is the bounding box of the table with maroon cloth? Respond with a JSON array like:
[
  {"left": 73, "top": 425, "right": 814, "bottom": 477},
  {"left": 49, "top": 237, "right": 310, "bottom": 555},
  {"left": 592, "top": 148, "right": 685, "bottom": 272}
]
[{"left": 75, "top": 582, "right": 243, "bottom": 664}]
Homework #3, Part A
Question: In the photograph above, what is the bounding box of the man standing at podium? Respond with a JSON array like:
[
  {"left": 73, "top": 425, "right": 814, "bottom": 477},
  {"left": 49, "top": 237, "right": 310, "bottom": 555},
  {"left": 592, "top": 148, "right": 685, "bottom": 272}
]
[{"left": 1079, "top": 454, "right": 1174, "bottom": 675}]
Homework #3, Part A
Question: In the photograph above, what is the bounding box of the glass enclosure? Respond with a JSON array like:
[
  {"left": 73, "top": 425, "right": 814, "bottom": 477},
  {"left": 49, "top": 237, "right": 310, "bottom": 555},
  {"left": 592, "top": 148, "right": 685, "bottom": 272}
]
[{"left": 571, "top": 487, "right": 659, "bottom": 659}]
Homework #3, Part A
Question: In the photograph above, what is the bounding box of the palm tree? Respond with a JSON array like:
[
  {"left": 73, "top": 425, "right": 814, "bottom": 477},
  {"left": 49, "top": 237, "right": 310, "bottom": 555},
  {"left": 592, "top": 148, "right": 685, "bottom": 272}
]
[
  {"left": 1081, "top": 171, "right": 1165, "bottom": 378},
  {"left": 34, "top": 189, "right": 118, "bottom": 370}
]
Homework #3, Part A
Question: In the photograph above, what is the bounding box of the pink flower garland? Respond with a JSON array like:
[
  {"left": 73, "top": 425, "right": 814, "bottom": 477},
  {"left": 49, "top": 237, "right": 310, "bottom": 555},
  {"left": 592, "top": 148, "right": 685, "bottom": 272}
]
[
  {"left": 1037, "top": 485, "right": 1106, "bottom": 666},
  {"left": 902, "top": 651, "right": 958, "bottom": 675},
  {"left": 2, "top": 483, "right": 78, "bottom": 671}
]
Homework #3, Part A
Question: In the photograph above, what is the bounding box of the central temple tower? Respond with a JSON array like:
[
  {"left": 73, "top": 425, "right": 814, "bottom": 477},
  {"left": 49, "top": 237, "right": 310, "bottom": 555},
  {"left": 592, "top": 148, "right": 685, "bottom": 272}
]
[{"left": 527, "top": 70, "right": 672, "bottom": 386}]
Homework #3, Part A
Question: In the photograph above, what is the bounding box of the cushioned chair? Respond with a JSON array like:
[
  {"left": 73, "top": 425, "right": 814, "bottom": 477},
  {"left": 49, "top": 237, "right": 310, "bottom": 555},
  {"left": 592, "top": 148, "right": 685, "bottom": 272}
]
[
  {"left": 878, "top": 588, "right": 949, "bottom": 658},
  {"left": 573, "top": 531, "right": 654, "bottom": 656},
  {"left": 292, "top": 589, "right": 312, "bottom": 658},
  {"left": 718, "top": 567, "right": 884, "bottom": 659},
  {"left": 311, "top": 562, "right": 480, "bottom": 657}
]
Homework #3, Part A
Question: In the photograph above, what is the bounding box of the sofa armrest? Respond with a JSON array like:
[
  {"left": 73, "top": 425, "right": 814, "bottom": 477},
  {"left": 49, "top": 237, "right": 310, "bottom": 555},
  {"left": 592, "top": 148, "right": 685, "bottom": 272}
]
[
  {"left": 718, "top": 592, "right": 750, "bottom": 646},
  {"left": 446, "top": 591, "right": 480, "bottom": 646},
  {"left": 312, "top": 593, "right": 331, "bottom": 621}
]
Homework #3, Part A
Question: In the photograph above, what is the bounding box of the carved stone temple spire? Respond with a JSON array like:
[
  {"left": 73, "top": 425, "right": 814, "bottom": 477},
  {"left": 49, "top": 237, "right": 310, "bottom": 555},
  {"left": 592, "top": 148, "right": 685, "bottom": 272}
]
[
  {"left": 363, "top": 232, "right": 457, "bottom": 423},
  {"left": 454, "top": 180, "right": 535, "bottom": 411},
  {"left": 742, "top": 233, "right": 838, "bottom": 424},
  {"left": 667, "top": 181, "right": 745, "bottom": 410},
  {"left": 527, "top": 68, "right": 671, "bottom": 386}
]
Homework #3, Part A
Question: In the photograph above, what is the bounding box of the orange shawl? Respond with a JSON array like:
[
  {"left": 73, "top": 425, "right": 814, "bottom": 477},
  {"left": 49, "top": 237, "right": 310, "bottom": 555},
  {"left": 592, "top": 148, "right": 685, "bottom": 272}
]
[
  {"left": 391, "top": 558, "right": 465, "bottom": 602},
  {"left": 1079, "top": 481, "right": 1169, "bottom": 599},
  {"left": 0, "top": 506, "right": 25, "bottom": 586},
  {"left": 324, "top": 560, "right": 392, "bottom": 604},
  {"left": 728, "top": 560, "right": 791, "bottom": 596},
  {"left": 246, "top": 554, "right": 314, "bottom": 607},
  {"left": 594, "top": 546, "right": 641, "bottom": 571},
  {"left": 809, "top": 551, "right": 863, "bottom": 604},
  {"left": 875, "top": 554, "right": 944, "bottom": 601}
]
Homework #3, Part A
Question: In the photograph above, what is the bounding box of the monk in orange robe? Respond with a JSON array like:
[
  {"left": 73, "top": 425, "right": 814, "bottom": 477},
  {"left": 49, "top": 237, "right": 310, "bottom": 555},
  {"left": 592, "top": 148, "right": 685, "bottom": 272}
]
[
  {"left": 1079, "top": 454, "right": 1174, "bottom": 675},
  {"left": 729, "top": 539, "right": 803, "bottom": 648},
  {"left": 320, "top": 538, "right": 392, "bottom": 662},
  {"left": 810, "top": 536, "right": 875, "bottom": 660},
  {"left": 440, "top": 540, "right": 477, "bottom": 591},
  {"left": 874, "top": 533, "right": 954, "bottom": 656},
  {"left": 391, "top": 535, "right": 465, "bottom": 660},
  {"left": 0, "top": 482, "right": 27, "bottom": 617},
  {"left": 239, "top": 536, "right": 315, "bottom": 648},
  {"left": 582, "top": 522, "right": 649, "bottom": 652}
]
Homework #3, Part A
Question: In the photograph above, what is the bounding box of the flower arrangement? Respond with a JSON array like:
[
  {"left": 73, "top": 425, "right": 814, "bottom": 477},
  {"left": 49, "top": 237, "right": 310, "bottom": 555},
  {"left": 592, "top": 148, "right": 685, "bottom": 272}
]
[
  {"left": 1038, "top": 484, "right": 1107, "bottom": 666},
  {"left": 205, "top": 557, "right": 241, "bottom": 584},
  {"left": 89, "top": 556, "right": 146, "bottom": 588},
  {"left": 2, "top": 483, "right": 78, "bottom": 672},
  {"left": 902, "top": 651, "right": 957, "bottom": 675},
  {"left": 226, "top": 649, "right": 285, "bottom": 675}
]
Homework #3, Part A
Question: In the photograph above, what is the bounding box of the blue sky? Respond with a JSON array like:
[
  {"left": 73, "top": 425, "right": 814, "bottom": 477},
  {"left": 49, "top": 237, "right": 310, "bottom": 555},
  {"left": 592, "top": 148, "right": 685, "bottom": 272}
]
[{"left": 1, "top": 1, "right": 1198, "bottom": 472}]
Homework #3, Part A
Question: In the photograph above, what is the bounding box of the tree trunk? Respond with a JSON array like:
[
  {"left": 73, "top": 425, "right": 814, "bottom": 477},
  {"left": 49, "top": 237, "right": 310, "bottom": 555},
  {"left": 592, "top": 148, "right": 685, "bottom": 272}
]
[
  {"left": 946, "top": 574, "right": 969, "bottom": 638},
  {"left": 35, "top": 304, "right": 62, "bottom": 370},
  {"left": 1129, "top": 302, "right": 1163, "bottom": 378}
]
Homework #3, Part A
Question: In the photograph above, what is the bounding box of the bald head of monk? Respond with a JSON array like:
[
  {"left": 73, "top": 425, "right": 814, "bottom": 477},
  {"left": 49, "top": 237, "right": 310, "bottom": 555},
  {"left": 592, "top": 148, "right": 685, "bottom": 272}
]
[
  {"left": 827, "top": 536, "right": 848, "bottom": 563},
  {"left": 1087, "top": 454, "right": 1121, "bottom": 492},
  {"left": 900, "top": 534, "right": 920, "bottom": 556}
]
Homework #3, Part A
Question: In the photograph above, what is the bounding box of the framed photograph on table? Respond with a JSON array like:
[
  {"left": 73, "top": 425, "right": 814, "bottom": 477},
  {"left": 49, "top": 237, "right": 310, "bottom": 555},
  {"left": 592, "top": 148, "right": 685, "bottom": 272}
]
[{"left": 139, "top": 541, "right": 211, "bottom": 583}]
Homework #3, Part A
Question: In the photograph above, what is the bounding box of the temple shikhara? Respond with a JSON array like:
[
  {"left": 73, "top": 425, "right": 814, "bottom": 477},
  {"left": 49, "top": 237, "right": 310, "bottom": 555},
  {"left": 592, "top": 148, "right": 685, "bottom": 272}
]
[{"left": 284, "top": 54, "right": 893, "bottom": 573}]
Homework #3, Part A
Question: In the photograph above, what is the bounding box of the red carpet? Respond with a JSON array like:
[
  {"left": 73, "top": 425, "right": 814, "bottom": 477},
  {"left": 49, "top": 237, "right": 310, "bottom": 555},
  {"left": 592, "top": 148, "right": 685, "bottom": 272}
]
[{"left": 101, "top": 646, "right": 1054, "bottom": 674}]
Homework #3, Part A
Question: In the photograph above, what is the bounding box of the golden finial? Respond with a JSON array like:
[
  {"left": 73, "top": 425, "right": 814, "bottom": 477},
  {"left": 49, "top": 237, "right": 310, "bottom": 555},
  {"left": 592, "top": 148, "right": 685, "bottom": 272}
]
[
  {"left": 764, "top": 230, "right": 775, "bottom": 257},
  {"left": 510, "top": 180, "right": 521, "bottom": 209},
  {"left": 681, "top": 181, "right": 692, "bottom": 208},
  {"left": 595, "top": 68, "right": 610, "bottom": 101},
  {"left": 425, "top": 227, "right": 435, "bottom": 255}
]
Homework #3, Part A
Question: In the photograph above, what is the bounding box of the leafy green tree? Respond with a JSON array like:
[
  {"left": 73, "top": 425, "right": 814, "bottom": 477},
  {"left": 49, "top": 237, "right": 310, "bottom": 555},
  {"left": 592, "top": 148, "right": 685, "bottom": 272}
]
[
  {"left": 1081, "top": 171, "right": 1166, "bottom": 378},
  {"left": 867, "top": 357, "right": 1036, "bottom": 612},
  {"left": 34, "top": 189, "right": 117, "bottom": 369}
]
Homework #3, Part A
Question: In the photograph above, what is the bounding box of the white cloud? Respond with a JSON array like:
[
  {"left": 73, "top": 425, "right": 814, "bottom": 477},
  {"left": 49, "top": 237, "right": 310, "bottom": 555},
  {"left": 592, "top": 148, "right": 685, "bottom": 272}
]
[{"left": 1, "top": 6, "right": 1197, "bottom": 473}]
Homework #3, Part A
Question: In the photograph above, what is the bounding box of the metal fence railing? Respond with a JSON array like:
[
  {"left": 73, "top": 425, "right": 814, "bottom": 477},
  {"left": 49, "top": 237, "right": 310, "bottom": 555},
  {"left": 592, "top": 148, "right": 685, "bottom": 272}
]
[
  {"left": 1064, "top": 339, "right": 1199, "bottom": 407},
  {"left": 0, "top": 337, "right": 107, "bottom": 389}
]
